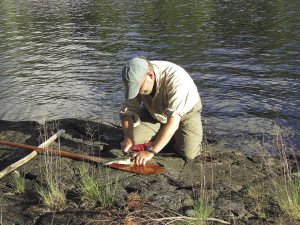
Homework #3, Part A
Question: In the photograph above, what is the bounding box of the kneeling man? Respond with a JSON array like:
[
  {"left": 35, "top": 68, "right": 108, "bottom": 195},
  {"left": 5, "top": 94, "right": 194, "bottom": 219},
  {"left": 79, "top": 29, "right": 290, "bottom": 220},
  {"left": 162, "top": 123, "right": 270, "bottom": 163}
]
[{"left": 120, "top": 57, "right": 203, "bottom": 165}]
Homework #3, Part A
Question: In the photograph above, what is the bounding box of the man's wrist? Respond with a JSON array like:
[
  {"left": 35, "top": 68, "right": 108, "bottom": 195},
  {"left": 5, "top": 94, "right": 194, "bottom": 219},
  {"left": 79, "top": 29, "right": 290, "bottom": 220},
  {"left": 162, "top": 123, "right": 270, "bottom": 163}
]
[{"left": 146, "top": 146, "right": 158, "bottom": 156}]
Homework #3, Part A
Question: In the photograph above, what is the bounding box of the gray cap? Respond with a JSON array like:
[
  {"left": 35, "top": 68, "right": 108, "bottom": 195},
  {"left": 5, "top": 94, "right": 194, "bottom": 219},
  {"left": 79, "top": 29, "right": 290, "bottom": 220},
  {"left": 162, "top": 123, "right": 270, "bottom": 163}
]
[{"left": 122, "top": 58, "right": 148, "bottom": 99}]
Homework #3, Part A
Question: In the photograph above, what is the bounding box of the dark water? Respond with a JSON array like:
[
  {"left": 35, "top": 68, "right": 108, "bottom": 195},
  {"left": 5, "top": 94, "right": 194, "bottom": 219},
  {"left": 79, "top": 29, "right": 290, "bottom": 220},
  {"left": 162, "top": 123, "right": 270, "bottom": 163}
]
[{"left": 0, "top": 0, "right": 299, "bottom": 153}]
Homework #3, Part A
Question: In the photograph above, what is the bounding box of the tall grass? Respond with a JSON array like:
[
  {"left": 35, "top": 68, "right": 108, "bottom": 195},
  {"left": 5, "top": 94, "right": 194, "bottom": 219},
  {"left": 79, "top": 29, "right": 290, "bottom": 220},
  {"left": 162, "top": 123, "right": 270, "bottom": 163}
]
[
  {"left": 35, "top": 121, "right": 67, "bottom": 211},
  {"left": 180, "top": 147, "right": 215, "bottom": 225},
  {"left": 271, "top": 124, "right": 300, "bottom": 219},
  {"left": 247, "top": 184, "right": 268, "bottom": 217},
  {"left": 251, "top": 123, "right": 300, "bottom": 219},
  {"left": 273, "top": 177, "right": 300, "bottom": 219}
]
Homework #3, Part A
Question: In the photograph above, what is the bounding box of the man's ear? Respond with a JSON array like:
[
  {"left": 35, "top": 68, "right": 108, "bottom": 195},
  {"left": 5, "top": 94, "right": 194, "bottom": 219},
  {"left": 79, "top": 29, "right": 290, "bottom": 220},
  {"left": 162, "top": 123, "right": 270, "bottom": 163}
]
[{"left": 148, "top": 71, "right": 155, "bottom": 80}]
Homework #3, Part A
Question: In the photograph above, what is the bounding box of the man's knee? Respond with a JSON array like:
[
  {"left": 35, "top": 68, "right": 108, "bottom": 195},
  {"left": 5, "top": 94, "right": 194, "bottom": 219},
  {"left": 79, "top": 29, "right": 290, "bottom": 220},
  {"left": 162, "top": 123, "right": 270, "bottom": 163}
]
[
  {"left": 133, "top": 122, "right": 161, "bottom": 144},
  {"left": 177, "top": 144, "right": 202, "bottom": 160},
  {"left": 133, "top": 127, "right": 151, "bottom": 144}
]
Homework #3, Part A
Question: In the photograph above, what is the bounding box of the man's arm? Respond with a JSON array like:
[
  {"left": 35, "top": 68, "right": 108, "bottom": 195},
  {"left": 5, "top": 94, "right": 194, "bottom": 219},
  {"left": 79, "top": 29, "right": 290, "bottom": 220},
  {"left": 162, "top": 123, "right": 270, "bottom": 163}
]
[
  {"left": 134, "top": 115, "right": 181, "bottom": 165},
  {"left": 121, "top": 115, "right": 135, "bottom": 153},
  {"left": 152, "top": 115, "right": 180, "bottom": 153},
  {"left": 119, "top": 96, "right": 142, "bottom": 153}
]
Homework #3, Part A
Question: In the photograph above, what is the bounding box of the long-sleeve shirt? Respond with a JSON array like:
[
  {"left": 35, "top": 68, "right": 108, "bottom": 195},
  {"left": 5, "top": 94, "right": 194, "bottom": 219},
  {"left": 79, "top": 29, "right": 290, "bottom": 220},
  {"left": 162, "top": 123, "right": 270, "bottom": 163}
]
[{"left": 120, "top": 60, "right": 201, "bottom": 124}]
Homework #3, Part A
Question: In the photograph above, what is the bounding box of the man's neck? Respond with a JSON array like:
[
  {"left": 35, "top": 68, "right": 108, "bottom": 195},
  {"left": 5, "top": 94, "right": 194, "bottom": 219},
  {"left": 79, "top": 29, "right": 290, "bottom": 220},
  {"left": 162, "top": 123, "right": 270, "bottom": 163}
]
[{"left": 150, "top": 75, "right": 156, "bottom": 97}]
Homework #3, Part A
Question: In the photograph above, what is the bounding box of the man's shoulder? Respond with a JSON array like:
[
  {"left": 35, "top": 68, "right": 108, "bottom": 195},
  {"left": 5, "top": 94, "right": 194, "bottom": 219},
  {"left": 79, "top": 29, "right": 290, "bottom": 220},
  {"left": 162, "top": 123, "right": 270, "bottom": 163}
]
[{"left": 150, "top": 60, "right": 182, "bottom": 70}]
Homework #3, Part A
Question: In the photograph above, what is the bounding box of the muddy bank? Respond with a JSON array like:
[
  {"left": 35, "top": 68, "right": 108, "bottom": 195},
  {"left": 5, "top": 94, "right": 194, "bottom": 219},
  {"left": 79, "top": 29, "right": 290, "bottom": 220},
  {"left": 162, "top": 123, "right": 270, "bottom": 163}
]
[{"left": 0, "top": 118, "right": 298, "bottom": 224}]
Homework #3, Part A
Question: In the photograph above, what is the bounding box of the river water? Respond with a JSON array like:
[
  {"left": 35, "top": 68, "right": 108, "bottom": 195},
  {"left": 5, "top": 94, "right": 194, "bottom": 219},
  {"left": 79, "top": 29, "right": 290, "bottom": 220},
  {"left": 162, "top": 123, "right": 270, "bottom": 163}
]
[{"left": 0, "top": 0, "right": 299, "bottom": 154}]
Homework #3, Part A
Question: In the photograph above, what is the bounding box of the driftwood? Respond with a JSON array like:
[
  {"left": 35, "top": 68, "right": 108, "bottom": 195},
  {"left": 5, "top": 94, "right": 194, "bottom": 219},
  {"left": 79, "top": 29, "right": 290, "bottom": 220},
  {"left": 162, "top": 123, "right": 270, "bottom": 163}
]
[
  {"left": 0, "top": 151, "right": 38, "bottom": 179},
  {"left": 38, "top": 129, "right": 65, "bottom": 148},
  {"left": 0, "top": 130, "right": 65, "bottom": 179}
]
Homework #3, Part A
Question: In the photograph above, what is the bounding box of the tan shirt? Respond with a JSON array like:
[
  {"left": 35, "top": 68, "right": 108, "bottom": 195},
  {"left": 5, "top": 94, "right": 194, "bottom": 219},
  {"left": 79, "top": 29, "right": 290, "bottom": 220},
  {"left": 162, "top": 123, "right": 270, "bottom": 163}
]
[{"left": 120, "top": 60, "right": 201, "bottom": 124}]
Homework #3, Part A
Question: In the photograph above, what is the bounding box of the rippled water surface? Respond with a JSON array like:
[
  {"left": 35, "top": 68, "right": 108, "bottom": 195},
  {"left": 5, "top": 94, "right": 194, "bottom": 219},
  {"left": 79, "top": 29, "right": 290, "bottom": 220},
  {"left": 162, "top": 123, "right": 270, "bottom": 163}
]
[{"left": 0, "top": 0, "right": 299, "bottom": 152}]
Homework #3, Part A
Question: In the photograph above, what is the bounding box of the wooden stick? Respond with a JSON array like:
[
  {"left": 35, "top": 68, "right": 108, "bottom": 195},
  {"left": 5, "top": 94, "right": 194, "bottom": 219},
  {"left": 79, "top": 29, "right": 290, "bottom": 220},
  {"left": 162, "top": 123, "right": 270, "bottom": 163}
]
[
  {"left": 39, "top": 129, "right": 65, "bottom": 148},
  {"left": 0, "top": 151, "right": 38, "bottom": 179},
  {"left": 0, "top": 140, "right": 165, "bottom": 175},
  {"left": 0, "top": 130, "right": 65, "bottom": 179}
]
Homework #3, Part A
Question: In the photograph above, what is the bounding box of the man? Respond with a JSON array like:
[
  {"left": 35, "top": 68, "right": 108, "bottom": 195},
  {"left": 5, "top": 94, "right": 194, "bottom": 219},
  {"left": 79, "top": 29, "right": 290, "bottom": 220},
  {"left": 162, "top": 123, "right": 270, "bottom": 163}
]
[{"left": 120, "top": 57, "right": 203, "bottom": 165}]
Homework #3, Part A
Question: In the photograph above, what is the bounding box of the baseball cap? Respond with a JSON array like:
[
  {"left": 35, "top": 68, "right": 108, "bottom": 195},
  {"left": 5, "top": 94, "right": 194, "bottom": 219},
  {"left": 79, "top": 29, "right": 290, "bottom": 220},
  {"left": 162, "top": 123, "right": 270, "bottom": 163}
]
[{"left": 122, "top": 58, "right": 148, "bottom": 99}]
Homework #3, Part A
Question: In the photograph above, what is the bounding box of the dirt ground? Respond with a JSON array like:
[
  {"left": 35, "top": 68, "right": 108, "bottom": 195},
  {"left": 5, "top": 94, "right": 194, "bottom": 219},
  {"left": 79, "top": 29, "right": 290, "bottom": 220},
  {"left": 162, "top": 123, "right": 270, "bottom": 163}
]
[{"left": 0, "top": 118, "right": 298, "bottom": 224}]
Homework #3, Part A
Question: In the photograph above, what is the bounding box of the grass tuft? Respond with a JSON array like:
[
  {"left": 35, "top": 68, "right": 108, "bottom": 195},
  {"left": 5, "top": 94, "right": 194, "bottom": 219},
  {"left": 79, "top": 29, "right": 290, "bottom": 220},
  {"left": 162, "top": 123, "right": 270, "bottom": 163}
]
[
  {"left": 35, "top": 177, "right": 66, "bottom": 211},
  {"left": 78, "top": 165, "right": 119, "bottom": 208},
  {"left": 11, "top": 171, "right": 26, "bottom": 194},
  {"left": 193, "top": 196, "right": 214, "bottom": 225},
  {"left": 273, "top": 177, "right": 300, "bottom": 219}
]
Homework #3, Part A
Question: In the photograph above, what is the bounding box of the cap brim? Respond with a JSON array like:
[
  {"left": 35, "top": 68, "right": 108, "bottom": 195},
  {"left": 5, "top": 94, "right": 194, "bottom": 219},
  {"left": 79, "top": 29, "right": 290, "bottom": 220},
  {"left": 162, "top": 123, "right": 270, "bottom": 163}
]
[{"left": 126, "top": 82, "right": 140, "bottom": 99}]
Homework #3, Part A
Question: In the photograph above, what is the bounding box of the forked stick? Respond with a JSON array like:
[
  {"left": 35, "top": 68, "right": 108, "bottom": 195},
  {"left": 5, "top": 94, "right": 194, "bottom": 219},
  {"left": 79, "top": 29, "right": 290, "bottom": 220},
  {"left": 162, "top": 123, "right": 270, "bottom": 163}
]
[{"left": 0, "top": 130, "right": 65, "bottom": 179}]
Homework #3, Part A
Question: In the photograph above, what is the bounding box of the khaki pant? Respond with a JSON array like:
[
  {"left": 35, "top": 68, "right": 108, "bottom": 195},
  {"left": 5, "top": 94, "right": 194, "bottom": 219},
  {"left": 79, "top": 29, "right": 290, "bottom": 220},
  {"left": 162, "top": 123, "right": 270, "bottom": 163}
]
[{"left": 133, "top": 102, "right": 203, "bottom": 160}]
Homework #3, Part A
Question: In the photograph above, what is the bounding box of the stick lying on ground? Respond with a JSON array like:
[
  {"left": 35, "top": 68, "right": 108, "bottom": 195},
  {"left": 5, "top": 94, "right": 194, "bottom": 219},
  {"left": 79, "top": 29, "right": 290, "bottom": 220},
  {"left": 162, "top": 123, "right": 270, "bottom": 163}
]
[
  {"left": 0, "top": 140, "right": 165, "bottom": 175},
  {"left": 39, "top": 130, "right": 66, "bottom": 148},
  {"left": 0, "top": 151, "right": 37, "bottom": 180},
  {"left": 0, "top": 130, "right": 65, "bottom": 179}
]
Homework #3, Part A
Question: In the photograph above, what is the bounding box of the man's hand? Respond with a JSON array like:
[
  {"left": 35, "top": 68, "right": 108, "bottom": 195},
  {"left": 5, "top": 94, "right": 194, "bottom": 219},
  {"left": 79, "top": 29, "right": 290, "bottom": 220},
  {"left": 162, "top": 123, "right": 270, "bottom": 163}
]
[
  {"left": 121, "top": 138, "right": 133, "bottom": 154},
  {"left": 121, "top": 115, "right": 135, "bottom": 154},
  {"left": 132, "top": 151, "right": 154, "bottom": 166}
]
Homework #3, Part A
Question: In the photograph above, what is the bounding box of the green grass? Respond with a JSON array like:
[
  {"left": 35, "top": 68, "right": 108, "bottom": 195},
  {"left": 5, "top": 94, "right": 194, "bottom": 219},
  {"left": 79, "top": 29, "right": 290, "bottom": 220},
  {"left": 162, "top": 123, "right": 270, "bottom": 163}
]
[
  {"left": 35, "top": 122, "right": 67, "bottom": 211},
  {"left": 174, "top": 196, "right": 214, "bottom": 225},
  {"left": 193, "top": 197, "right": 214, "bottom": 225},
  {"left": 273, "top": 177, "right": 300, "bottom": 219},
  {"left": 11, "top": 171, "right": 26, "bottom": 194},
  {"left": 78, "top": 165, "right": 119, "bottom": 208},
  {"left": 35, "top": 177, "right": 66, "bottom": 211},
  {"left": 252, "top": 123, "right": 300, "bottom": 220},
  {"left": 271, "top": 124, "right": 300, "bottom": 219}
]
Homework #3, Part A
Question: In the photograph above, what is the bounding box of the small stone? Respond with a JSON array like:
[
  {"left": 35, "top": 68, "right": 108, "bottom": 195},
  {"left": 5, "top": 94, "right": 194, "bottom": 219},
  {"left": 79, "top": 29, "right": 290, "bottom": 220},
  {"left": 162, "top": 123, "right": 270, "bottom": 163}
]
[{"left": 185, "top": 209, "right": 195, "bottom": 216}]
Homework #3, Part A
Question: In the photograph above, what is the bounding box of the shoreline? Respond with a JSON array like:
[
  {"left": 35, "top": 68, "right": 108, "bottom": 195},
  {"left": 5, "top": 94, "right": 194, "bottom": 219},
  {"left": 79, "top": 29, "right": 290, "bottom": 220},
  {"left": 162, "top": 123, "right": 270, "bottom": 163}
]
[{"left": 0, "top": 118, "right": 298, "bottom": 224}]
